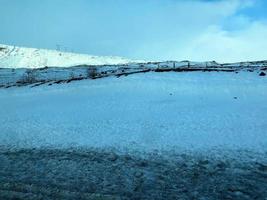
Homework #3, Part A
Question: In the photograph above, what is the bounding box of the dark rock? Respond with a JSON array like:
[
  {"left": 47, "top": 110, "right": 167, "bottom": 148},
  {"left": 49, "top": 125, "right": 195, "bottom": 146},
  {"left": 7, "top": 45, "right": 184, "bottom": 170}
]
[
  {"left": 259, "top": 71, "right": 266, "bottom": 76},
  {"left": 137, "top": 160, "right": 148, "bottom": 167}
]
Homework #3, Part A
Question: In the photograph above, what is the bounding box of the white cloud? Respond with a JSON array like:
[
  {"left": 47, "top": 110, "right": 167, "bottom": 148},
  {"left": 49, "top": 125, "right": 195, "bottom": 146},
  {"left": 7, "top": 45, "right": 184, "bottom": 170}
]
[
  {"left": 133, "top": 0, "right": 267, "bottom": 62},
  {"left": 180, "top": 21, "right": 267, "bottom": 62}
]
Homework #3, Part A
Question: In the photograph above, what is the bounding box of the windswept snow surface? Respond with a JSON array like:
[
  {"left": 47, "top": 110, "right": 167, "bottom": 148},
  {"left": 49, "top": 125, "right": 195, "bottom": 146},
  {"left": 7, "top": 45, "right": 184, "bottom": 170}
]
[
  {"left": 0, "top": 44, "right": 141, "bottom": 68},
  {"left": 0, "top": 72, "right": 266, "bottom": 155}
]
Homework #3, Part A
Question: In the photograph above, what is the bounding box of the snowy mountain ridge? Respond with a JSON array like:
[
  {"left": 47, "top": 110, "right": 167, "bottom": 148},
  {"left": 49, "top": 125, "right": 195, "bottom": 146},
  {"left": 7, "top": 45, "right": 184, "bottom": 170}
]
[
  {"left": 1, "top": 44, "right": 267, "bottom": 69},
  {"left": 0, "top": 44, "right": 142, "bottom": 68}
]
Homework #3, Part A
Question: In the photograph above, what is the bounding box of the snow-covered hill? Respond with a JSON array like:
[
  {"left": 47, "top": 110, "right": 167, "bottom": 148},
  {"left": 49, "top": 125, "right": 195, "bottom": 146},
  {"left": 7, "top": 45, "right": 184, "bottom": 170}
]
[{"left": 0, "top": 44, "right": 141, "bottom": 68}]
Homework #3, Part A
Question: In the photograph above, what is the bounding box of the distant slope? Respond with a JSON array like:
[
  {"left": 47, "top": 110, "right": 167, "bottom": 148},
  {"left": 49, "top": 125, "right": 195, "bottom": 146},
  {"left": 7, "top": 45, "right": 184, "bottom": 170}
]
[{"left": 0, "top": 44, "right": 141, "bottom": 68}]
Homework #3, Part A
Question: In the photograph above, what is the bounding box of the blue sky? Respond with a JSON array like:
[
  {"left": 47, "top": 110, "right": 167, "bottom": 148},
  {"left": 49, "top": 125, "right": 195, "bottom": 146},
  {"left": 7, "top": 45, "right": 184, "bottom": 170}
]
[{"left": 0, "top": 0, "right": 267, "bottom": 62}]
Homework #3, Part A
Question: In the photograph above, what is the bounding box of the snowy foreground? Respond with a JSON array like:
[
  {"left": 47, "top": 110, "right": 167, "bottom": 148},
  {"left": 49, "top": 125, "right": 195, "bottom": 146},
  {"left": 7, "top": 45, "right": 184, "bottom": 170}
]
[
  {"left": 1, "top": 72, "right": 267, "bottom": 152},
  {"left": 0, "top": 71, "right": 267, "bottom": 199}
]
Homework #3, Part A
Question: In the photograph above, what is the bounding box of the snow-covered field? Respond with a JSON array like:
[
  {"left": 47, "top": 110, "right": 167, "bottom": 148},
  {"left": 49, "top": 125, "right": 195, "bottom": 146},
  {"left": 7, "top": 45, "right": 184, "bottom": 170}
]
[
  {"left": 0, "top": 70, "right": 267, "bottom": 199},
  {"left": 1, "top": 71, "right": 266, "bottom": 154}
]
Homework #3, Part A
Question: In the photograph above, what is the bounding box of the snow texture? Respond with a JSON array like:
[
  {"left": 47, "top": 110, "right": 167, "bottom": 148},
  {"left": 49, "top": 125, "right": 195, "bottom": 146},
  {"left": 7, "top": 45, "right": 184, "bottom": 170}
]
[{"left": 1, "top": 72, "right": 266, "bottom": 155}]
